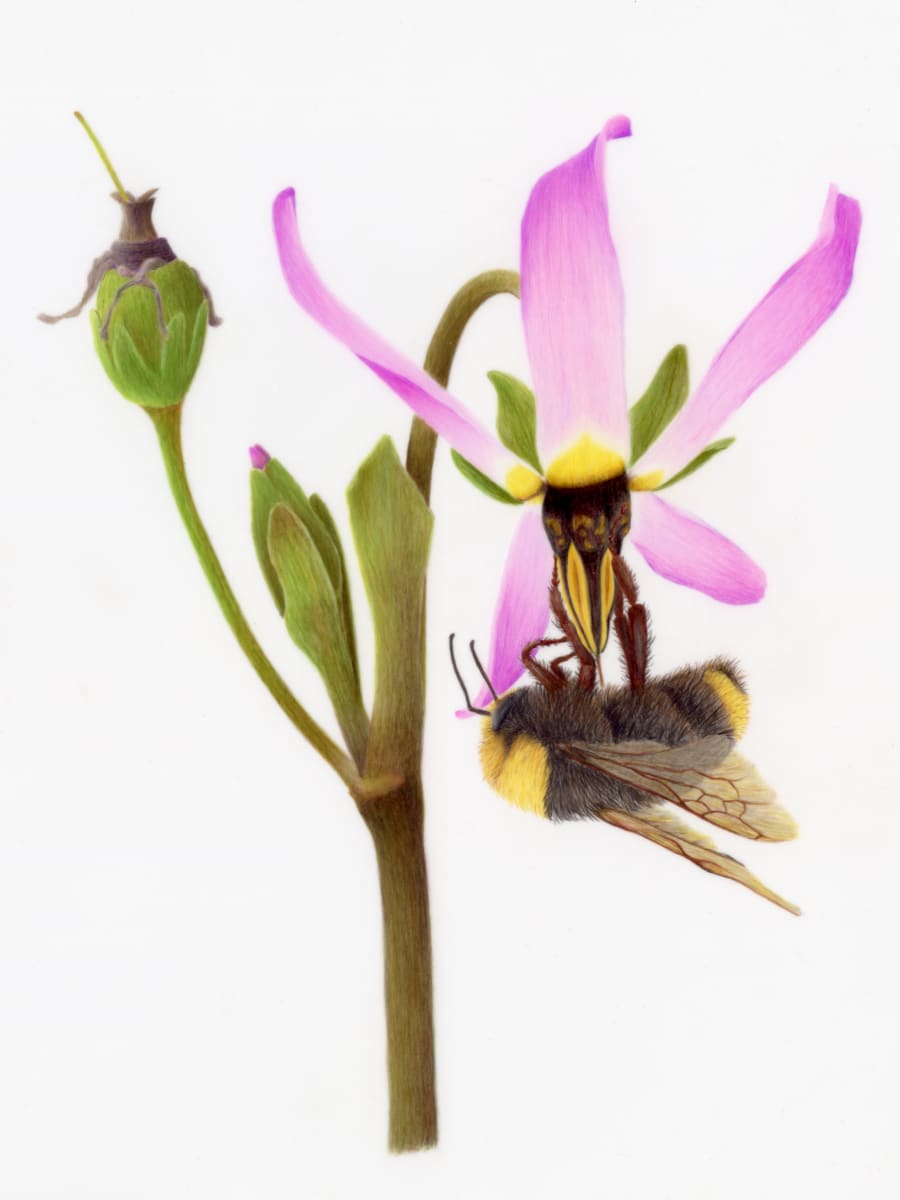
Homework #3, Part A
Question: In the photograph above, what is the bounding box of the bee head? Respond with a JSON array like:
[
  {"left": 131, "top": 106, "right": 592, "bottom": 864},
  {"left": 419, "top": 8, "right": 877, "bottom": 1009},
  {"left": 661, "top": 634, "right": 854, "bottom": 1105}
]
[{"left": 489, "top": 691, "right": 522, "bottom": 733}]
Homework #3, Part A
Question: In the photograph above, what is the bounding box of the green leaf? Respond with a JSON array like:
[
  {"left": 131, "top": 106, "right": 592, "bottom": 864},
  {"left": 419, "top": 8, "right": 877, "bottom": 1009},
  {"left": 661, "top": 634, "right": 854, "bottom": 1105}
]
[
  {"left": 450, "top": 450, "right": 522, "bottom": 505},
  {"left": 250, "top": 458, "right": 342, "bottom": 615},
  {"left": 628, "top": 344, "right": 689, "bottom": 465},
  {"left": 184, "top": 299, "right": 210, "bottom": 384},
  {"left": 347, "top": 437, "right": 433, "bottom": 772},
  {"left": 250, "top": 470, "right": 287, "bottom": 612},
  {"left": 657, "top": 438, "right": 736, "bottom": 489},
  {"left": 489, "top": 370, "right": 542, "bottom": 473},
  {"left": 267, "top": 503, "right": 368, "bottom": 767},
  {"left": 310, "top": 493, "right": 360, "bottom": 687}
]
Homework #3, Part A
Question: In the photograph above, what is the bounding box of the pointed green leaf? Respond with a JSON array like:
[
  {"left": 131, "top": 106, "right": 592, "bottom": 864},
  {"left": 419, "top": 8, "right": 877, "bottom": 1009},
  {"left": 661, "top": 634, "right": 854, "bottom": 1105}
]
[
  {"left": 310, "top": 493, "right": 360, "bottom": 686},
  {"left": 450, "top": 450, "right": 522, "bottom": 505},
  {"left": 250, "top": 470, "right": 287, "bottom": 612},
  {"left": 158, "top": 311, "right": 188, "bottom": 405},
  {"left": 250, "top": 458, "right": 343, "bottom": 616},
  {"left": 657, "top": 438, "right": 736, "bottom": 489},
  {"left": 185, "top": 299, "right": 210, "bottom": 382},
  {"left": 489, "top": 370, "right": 542, "bottom": 473},
  {"left": 104, "top": 321, "right": 156, "bottom": 406},
  {"left": 268, "top": 503, "right": 368, "bottom": 767},
  {"left": 628, "top": 344, "right": 689, "bottom": 465},
  {"left": 347, "top": 437, "right": 433, "bottom": 773}
]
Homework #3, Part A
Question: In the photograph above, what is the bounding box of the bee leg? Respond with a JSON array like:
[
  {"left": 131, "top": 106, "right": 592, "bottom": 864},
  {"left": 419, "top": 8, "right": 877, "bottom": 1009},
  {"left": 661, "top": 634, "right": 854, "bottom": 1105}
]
[
  {"left": 629, "top": 604, "right": 650, "bottom": 689},
  {"left": 548, "top": 650, "right": 576, "bottom": 682},
  {"left": 613, "top": 586, "right": 638, "bottom": 690},
  {"left": 612, "top": 555, "right": 651, "bottom": 691},
  {"left": 520, "top": 636, "right": 568, "bottom": 692},
  {"left": 611, "top": 553, "right": 638, "bottom": 605},
  {"left": 577, "top": 658, "right": 596, "bottom": 690},
  {"left": 38, "top": 251, "right": 117, "bottom": 324}
]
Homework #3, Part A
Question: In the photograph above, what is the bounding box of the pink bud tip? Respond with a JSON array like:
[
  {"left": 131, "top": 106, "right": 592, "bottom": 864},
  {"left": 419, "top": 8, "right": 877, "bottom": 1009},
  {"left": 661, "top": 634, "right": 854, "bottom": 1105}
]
[{"left": 249, "top": 444, "right": 271, "bottom": 470}]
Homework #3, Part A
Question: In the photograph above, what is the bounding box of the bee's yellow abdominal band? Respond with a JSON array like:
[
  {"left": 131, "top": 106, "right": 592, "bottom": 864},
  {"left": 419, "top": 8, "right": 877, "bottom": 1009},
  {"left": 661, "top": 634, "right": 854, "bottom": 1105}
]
[
  {"left": 705, "top": 669, "right": 750, "bottom": 738},
  {"left": 545, "top": 434, "right": 626, "bottom": 488},
  {"left": 480, "top": 723, "right": 549, "bottom": 818}
]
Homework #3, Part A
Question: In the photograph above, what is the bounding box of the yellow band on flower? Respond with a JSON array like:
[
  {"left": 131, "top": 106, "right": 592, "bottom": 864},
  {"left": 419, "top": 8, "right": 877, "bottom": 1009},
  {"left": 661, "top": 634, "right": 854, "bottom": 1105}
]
[
  {"left": 506, "top": 465, "right": 545, "bottom": 501},
  {"left": 628, "top": 469, "right": 666, "bottom": 492},
  {"left": 545, "top": 434, "right": 626, "bottom": 489}
]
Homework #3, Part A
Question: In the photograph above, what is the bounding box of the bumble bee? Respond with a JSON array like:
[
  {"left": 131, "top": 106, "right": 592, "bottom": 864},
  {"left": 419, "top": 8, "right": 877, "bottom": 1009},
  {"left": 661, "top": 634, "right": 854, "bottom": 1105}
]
[{"left": 452, "top": 637, "right": 799, "bottom": 915}]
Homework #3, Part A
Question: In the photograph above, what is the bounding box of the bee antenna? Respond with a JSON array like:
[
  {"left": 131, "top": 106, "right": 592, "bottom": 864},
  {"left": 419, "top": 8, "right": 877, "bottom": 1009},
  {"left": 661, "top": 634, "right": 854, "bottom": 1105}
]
[
  {"left": 468, "top": 640, "right": 498, "bottom": 701},
  {"left": 449, "top": 634, "right": 491, "bottom": 716}
]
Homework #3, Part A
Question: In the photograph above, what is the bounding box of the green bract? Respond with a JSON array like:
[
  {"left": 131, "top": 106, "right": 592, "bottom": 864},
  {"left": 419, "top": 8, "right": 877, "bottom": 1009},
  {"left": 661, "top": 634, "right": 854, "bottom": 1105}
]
[
  {"left": 90, "top": 260, "right": 209, "bottom": 408},
  {"left": 628, "top": 344, "right": 689, "bottom": 466},
  {"left": 250, "top": 455, "right": 367, "bottom": 768}
]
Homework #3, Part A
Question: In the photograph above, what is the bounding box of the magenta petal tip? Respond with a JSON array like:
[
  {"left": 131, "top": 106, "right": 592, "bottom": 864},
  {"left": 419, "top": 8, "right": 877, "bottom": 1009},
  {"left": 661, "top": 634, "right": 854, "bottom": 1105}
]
[
  {"left": 249, "top": 444, "right": 271, "bottom": 470},
  {"left": 604, "top": 114, "right": 632, "bottom": 140}
]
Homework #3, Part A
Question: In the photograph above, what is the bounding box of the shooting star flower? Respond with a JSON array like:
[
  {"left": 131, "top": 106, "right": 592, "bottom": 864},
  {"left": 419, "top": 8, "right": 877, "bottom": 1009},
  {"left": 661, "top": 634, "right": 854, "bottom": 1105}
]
[{"left": 272, "top": 117, "right": 860, "bottom": 688}]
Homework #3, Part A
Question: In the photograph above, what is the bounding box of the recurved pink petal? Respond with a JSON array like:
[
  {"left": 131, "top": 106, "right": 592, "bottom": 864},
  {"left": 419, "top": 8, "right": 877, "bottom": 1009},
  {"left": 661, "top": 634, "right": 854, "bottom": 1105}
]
[
  {"left": 274, "top": 188, "right": 509, "bottom": 481},
  {"left": 633, "top": 186, "right": 861, "bottom": 480},
  {"left": 521, "top": 116, "right": 632, "bottom": 465},
  {"left": 630, "top": 492, "right": 766, "bottom": 604},
  {"left": 457, "top": 507, "right": 553, "bottom": 716}
]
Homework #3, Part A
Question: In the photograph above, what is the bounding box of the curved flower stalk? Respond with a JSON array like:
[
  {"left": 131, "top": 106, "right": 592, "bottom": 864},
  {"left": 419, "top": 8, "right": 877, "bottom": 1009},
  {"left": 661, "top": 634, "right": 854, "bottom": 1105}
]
[{"left": 273, "top": 117, "right": 860, "bottom": 696}]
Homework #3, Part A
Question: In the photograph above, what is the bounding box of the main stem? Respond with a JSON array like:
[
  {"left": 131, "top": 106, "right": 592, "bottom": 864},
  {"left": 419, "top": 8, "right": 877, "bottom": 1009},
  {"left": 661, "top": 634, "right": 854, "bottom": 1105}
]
[
  {"left": 365, "top": 270, "right": 520, "bottom": 1152},
  {"left": 148, "top": 403, "right": 358, "bottom": 788}
]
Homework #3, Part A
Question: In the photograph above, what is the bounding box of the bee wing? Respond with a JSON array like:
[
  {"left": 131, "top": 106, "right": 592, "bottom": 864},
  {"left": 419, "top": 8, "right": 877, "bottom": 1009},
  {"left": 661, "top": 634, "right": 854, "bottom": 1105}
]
[
  {"left": 560, "top": 736, "right": 797, "bottom": 842},
  {"left": 596, "top": 806, "right": 801, "bottom": 916}
]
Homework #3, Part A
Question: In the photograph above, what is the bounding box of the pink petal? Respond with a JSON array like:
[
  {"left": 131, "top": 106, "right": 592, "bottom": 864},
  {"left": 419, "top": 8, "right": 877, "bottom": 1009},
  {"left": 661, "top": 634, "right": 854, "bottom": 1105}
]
[
  {"left": 633, "top": 186, "right": 861, "bottom": 480},
  {"left": 273, "top": 188, "right": 509, "bottom": 481},
  {"left": 456, "top": 507, "right": 553, "bottom": 717},
  {"left": 630, "top": 492, "right": 766, "bottom": 604},
  {"left": 520, "top": 116, "right": 632, "bottom": 464}
]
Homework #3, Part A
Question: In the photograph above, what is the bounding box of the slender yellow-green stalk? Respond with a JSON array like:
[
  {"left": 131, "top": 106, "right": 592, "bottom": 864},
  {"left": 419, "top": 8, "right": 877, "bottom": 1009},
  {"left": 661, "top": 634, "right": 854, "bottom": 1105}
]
[
  {"left": 148, "top": 403, "right": 358, "bottom": 788},
  {"left": 74, "top": 111, "right": 129, "bottom": 201}
]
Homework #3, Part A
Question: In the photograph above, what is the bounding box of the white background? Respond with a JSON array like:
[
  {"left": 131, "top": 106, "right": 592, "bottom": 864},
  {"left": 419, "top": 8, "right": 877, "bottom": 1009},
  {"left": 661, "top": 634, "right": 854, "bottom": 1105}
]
[{"left": 2, "top": 1, "right": 898, "bottom": 1196}]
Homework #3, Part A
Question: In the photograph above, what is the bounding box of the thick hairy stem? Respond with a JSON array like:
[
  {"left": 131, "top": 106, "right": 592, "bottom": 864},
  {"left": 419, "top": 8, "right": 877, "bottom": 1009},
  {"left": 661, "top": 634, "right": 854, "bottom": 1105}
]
[{"left": 148, "top": 403, "right": 358, "bottom": 789}]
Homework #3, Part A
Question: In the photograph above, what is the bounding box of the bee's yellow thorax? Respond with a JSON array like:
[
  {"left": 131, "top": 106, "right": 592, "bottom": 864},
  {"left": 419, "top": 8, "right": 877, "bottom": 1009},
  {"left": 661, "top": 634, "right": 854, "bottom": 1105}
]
[
  {"left": 480, "top": 724, "right": 549, "bottom": 818},
  {"left": 704, "top": 669, "right": 750, "bottom": 739},
  {"left": 545, "top": 434, "right": 626, "bottom": 489}
]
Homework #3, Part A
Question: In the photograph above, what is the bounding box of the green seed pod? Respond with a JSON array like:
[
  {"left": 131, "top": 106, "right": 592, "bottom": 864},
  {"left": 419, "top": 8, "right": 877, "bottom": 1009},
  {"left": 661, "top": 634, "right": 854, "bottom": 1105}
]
[{"left": 39, "top": 114, "right": 220, "bottom": 408}]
